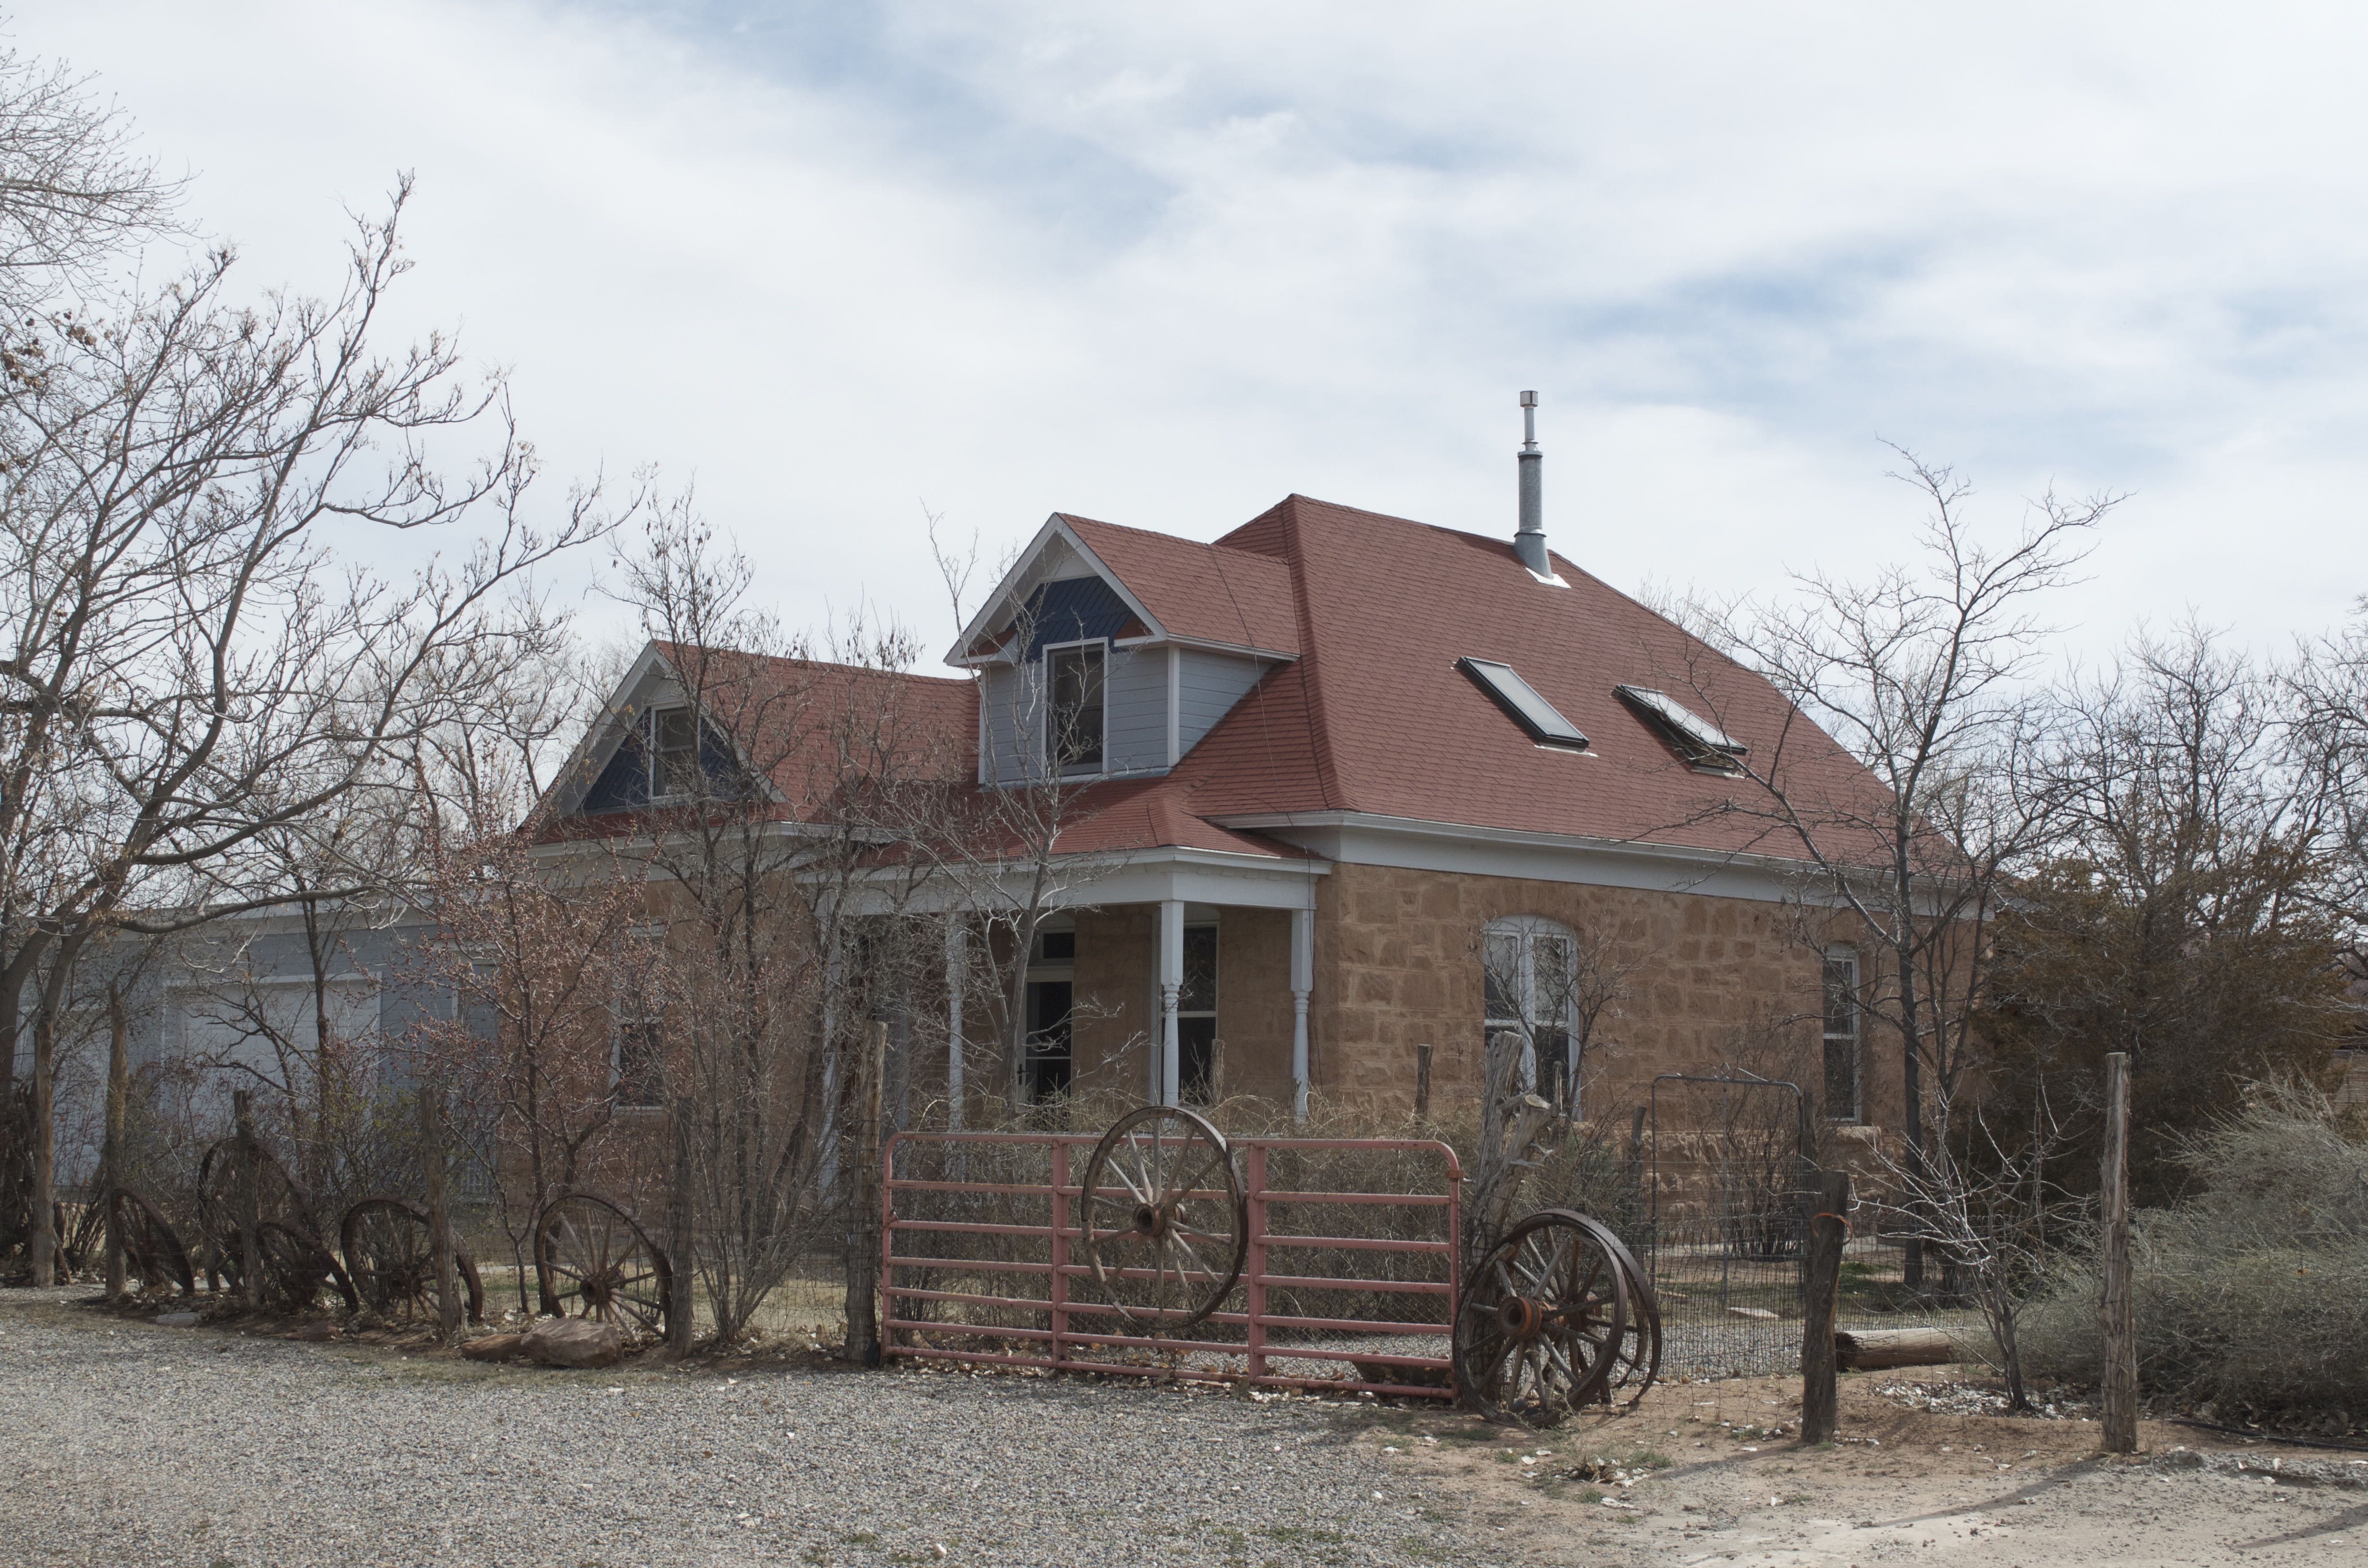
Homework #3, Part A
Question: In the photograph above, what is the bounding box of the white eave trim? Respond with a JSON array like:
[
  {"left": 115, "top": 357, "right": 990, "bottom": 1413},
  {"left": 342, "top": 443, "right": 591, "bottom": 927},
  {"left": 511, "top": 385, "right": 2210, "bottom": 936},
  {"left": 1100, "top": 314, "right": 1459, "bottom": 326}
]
[
  {"left": 1207, "top": 809, "right": 1838, "bottom": 906},
  {"left": 945, "top": 514, "right": 1170, "bottom": 667}
]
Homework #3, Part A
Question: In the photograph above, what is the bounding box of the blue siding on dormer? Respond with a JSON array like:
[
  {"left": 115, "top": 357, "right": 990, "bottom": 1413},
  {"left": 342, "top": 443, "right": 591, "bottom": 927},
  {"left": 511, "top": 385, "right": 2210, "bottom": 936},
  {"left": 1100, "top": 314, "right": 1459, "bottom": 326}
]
[
  {"left": 578, "top": 717, "right": 742, "bottom": 814},
  {"left": 581, "top": 730, "right": 650, "bottom": 812},
  {"left": 1020, "top": 576, "right": 1134, "bottom": 659}
]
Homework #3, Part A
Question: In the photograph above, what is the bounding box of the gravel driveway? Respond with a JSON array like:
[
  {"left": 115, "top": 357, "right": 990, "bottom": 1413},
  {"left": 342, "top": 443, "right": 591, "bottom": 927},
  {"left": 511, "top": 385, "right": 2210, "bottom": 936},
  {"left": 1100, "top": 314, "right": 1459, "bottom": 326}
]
[{"left": 0, "top": 1290, "right": 1479, "bottom": 1568}]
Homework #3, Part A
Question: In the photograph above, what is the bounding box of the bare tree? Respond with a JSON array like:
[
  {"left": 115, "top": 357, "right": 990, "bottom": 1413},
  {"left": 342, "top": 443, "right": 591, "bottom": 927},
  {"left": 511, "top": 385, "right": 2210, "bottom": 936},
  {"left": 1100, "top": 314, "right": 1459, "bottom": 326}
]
[
  {"left": 600, "top": 501, "right": 964, "bottom": 1345},
  {"left": 0, "top": 41, "right": 182, "bottom": 313},
  {"left": 1984, "top": 623, "right": 2348, "bottom": 1204},
  {"left": 2291, "top": 597, "right": 2368, "bottom": 948},
  {"left": 1655, "top": 452, "right": 2115, "bottom": 1286},
  {"left": 1476, "top": 917, "right": 1640, "bottom": 1123},
  {"left": 0, "top": 180, "right": 616, "bottom": 1282}
]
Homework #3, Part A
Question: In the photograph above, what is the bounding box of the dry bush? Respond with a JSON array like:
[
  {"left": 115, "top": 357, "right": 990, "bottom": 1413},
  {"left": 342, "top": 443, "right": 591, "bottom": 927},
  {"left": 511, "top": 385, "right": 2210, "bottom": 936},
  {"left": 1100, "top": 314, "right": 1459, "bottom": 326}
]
[{"left": 2019, "top": 1083, "right": 2368, "bottom": 1419}]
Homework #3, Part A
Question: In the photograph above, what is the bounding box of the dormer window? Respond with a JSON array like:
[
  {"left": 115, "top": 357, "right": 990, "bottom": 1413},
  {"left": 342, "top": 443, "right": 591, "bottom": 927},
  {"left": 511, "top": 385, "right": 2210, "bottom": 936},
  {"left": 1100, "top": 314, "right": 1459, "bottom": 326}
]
[
  {"left": 1045, "top": 643, "right": 1106, "bottom": 774},
  {"left": 648, "top": 706, "right": 699, "bottom": 799}
]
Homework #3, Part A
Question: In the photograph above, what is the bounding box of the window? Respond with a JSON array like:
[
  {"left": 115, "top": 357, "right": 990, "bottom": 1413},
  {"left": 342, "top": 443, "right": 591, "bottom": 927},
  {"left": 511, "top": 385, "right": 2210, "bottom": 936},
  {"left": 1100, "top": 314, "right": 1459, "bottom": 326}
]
[
  {"left": 1614, "top": 685, "right": 1746, "bottom": 772},
  {"left": 1457, "top": 658, "right": 1587, "bottom": 750},
  {"left": 1023, "top": 920, "right": 1076, "bottom": 1102},
  {"left": 613, "top": 991, "right": 666, "bottom": 1110},
  {"left": 1822, "top": 949, "right": 1861, "bottom": 1122},
  {"left": 1178, "top": 924, "right": 1218, "bottom": 1105},
  {"left": 1045, "top": 644, "right": 1106, "bottom": 773},
  {"left": 1482, "top": 915, "right": 1579, "bottom": 1111},
  {"left": 646, "top": 706, "right": 700, "bottom": 799}
]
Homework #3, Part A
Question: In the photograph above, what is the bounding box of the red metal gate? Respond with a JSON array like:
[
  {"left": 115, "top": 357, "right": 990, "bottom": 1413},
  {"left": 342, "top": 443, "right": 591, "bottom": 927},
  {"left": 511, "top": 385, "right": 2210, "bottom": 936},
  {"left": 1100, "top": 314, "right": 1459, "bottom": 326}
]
[{"left": 881, "top": 1132, "right": 1463, "bottom": 1398}]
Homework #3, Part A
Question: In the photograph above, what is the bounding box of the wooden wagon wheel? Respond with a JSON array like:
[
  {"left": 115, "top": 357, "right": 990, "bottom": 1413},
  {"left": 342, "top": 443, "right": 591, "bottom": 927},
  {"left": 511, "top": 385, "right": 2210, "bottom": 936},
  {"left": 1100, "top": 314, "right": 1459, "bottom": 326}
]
[
  {"left": 533, "top": 1193, "right": 671, "bottom": 1338},
  {"left": 1076, "top": 1104, "right": 1247, "bottom": 1332},
  {"left": 341, "top": 1196, "right": 485, "bottom": 1324},
  {"left": 1569, "top": 1213, "right": 1661, "bottom": 1406},
  {"left": 196, "top": 1137, "right": 311, "bottom": 1290},
  {"left": 1454, "top": 1209, "right": 1629, "bottom": 1428},
  {"left": 106, "top": 1187, "right": 195, "bottom": 1295},
  {"left": 253, "top": 1220, "right": 359, "bottom": 1313}
]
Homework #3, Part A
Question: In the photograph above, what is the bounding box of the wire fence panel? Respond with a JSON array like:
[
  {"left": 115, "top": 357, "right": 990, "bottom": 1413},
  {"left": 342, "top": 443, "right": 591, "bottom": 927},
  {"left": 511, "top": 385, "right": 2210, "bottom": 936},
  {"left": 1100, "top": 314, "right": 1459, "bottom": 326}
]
[{"left": 881, "top": 1131, "right": 1463, "bottom": 1398}]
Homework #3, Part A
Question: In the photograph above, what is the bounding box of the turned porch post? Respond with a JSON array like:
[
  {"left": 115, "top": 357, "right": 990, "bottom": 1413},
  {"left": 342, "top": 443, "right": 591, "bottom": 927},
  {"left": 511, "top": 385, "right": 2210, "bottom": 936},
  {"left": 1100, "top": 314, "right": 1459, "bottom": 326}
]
[{"left": 1156, "top": 898, "right": 1184, "bottom": 1106}]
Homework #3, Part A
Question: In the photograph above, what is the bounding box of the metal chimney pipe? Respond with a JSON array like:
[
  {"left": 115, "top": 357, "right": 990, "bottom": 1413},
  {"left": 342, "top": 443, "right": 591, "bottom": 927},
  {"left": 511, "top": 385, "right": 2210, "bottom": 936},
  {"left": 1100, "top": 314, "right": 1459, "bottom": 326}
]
[{"left": 1515, "top": 390, "right": 1547, "bottom": 576}]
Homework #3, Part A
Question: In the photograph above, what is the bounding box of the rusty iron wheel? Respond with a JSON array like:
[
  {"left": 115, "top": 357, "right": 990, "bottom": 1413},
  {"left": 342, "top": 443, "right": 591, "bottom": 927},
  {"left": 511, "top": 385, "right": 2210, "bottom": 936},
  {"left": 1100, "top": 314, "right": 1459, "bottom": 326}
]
[
  {"left": 253, "top": 1220, "right": 359, "bottom": 1314},
  {"left": 1454, "top": 1208, "right": 1629, "bottom": 1428},
  {"left": 1077, "top": 1104, "right": 1247, "bottom": 1332},
  {"left": 196, "top": 1138, "right": 312, "bottom": 1292},
  {"left": 532, "top": 1193, "right": 671, "bottom": 1338},
  {"left": 340, "top": 1196, "right": 486, "bottom": 1325},
  {"left": 1568, "top": 1213, "right": 1661, "bottom": 1407},
  {"left": 106, "top": 1187, "right": 195, "bottom": 1295}
]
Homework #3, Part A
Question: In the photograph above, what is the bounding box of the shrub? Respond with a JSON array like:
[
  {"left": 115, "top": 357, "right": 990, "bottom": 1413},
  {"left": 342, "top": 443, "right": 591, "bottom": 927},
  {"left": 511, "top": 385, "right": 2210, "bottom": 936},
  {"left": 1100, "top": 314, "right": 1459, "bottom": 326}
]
[{"left": 2019, "top": 1083, "right": 2368, "bottom": 1417}]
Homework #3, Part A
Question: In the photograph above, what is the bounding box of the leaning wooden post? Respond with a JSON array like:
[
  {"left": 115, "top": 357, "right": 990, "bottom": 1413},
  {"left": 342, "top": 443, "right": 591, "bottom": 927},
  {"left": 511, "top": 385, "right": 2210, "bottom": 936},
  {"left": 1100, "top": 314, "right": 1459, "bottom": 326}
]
[
  {"left": 419, "top": 1085, "right": 461, "bottom": 1344},
  {"left": 845, "top": 1021, "right": 888, "bottom": 1367},
  {"left": 102, "top": 984, "right": 130, "bottom": 1302},
  {"left": 1414, "top": 1043, "right": 1433, "bottom": 1125},
  {"left": 1800, "top": 1168, "right": 1850, "bottom": 1445},
  {"left": 2099, "top": 1051, "right": 2137, "bottom": 1454}
]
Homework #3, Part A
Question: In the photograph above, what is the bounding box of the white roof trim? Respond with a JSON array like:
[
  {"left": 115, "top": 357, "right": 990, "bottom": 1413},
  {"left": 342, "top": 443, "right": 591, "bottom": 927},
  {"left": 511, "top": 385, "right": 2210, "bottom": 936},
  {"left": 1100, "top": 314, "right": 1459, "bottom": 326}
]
[
  {"left": 541, "top": 640, "right": 789, "bottom": 818},
  {"left": 945, "top": 515, "right": 1169, "bottom": 668}
]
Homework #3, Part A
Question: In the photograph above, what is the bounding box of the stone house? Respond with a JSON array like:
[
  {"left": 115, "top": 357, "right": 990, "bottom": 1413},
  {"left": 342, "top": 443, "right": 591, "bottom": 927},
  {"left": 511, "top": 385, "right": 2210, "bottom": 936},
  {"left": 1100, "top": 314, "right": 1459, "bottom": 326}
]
[{"left": 544, "top": 425, "right": 1900, "bottom": 1142}]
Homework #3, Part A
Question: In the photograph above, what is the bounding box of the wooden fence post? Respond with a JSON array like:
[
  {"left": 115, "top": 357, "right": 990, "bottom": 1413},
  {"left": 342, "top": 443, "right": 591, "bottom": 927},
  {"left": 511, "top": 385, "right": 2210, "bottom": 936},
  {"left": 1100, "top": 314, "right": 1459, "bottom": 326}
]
[
  {"left": 419, "top": 1085, "right": 460, "bottom": 1345},
  {"left": 102, "top": 985, "right": 129, "bottom": 1302},
  {"left": 1414, "top": 1044, "right": 1433, "bottom": 1124},
  {"left": 2100, "top": 1051, "right": 2137, "bottom": 1453},
  {"left": 233, "top": 1089, "right": 259, "bottom": 1309},
  {"left": 1800, "top": 1168, "right": 1850, "bottom": 1445},
  {"left": 667, "top": 1095, "right": 695, "bottom": 1353},
  {"left": 844, "top": 1021, "right": 888, "bottom": 1367}
]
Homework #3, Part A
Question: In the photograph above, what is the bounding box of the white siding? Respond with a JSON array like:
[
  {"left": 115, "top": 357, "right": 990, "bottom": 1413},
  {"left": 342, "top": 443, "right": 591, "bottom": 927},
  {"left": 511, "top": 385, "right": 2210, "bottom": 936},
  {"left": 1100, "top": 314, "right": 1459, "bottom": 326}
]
[{"left": 1179, "top": 649, "right": 1270, "bottom": 754}]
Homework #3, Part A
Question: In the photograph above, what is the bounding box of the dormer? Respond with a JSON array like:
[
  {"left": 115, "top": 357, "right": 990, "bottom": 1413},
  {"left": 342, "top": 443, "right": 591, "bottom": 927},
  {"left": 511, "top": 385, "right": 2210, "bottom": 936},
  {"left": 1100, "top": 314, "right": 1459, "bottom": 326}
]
[
  {"left": 950, "top": 514, "right": 1299, "bottom": 787},
  {"left": 548, "top": 643, "right": 755, "bottom": 817}
]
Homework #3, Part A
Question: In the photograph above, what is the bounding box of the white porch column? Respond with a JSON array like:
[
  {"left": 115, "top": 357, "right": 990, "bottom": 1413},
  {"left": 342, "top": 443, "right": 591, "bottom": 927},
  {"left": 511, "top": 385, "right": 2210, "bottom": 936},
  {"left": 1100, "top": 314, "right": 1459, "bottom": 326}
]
[
  {"left": 944, "top": 917, "right": 968, "bottom": 1131},
  {"left": 1289, "top": 906, "right": 1313, "bottom": 1124},
  {"left": 1157, "top": 897, "right": 1184, "bottom": 1107}
]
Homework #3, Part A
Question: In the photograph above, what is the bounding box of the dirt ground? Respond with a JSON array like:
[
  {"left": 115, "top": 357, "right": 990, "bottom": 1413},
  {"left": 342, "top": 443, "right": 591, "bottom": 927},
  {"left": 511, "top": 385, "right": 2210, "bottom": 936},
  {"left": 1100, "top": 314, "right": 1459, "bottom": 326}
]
[{"left": 1343, "top": 1367, "right": 2368, "bottom": 1567}]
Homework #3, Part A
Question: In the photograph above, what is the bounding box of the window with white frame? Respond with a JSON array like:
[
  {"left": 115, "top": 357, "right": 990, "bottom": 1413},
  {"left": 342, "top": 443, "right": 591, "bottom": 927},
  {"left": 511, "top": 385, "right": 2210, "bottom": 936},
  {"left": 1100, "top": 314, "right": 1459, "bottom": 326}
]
[
  {"left": 1482, "top": 915, "right": 1579, "bottom": 1111},
  {"left": 612, "top": 934, "right": 667, "bottom": 1109},
  {"left": 640, "top": 705, "right": 701, "bottom": 800},
  {"left": 1822, "top": 947, "right": 1861, "bottom": 1121},
  {"left": 1044, "top": 643, "right": 1106, "bottom": 774}
]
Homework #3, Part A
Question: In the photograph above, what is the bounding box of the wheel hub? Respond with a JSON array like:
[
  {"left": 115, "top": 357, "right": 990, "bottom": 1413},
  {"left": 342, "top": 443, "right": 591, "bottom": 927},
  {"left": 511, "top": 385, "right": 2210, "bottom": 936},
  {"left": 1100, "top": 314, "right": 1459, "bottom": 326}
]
[{"left": 1497, "top": 1295, "right": 1547, "bottom": 1341}]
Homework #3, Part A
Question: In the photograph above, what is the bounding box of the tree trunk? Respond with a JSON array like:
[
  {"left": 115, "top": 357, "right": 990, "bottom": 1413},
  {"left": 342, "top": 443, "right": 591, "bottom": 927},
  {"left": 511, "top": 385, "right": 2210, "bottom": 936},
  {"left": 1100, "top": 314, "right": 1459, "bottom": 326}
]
[
  {"left": 1895, "top": 944, "right": 1927, "bottom": 1294},
  {"left": 103, "top": 986, "right": 130, "bottom": 1301},
  {"left": 29, "top": 1004, "right": 55, "bottom": 1286},
  {"left": 667, "top": 1095, "right": 695, "bottom": 1354}
]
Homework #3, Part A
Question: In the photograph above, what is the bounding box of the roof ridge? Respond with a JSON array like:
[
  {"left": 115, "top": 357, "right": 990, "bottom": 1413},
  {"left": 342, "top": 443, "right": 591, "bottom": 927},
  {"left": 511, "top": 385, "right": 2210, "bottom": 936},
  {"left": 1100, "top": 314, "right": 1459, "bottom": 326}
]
[
  {"left": 1058, "top": 511, "right": 1282, "bottom": 562},
  {"left": 1276, "top": 497, "right": 1344, "bottom": 812}
]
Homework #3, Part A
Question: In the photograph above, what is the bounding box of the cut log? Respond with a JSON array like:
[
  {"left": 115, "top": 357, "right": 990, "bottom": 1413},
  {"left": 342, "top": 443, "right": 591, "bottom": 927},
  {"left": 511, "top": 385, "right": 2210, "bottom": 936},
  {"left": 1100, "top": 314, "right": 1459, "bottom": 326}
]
[{"left": 1834, "top": 1327, "right": 1971, "bottom": 1371}]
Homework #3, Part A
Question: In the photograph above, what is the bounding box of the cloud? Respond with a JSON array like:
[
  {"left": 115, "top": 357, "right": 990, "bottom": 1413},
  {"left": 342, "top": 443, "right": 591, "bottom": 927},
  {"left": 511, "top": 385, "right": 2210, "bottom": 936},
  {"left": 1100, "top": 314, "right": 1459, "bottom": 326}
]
[{"left": 31, "top": 0, "right": 2368, "bottom": 663}]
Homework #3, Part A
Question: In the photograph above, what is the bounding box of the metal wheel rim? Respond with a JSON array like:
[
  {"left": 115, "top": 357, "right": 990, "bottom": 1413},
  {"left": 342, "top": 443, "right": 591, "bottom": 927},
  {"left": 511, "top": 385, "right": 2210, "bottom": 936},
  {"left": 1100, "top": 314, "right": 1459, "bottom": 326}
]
[
  {"left": 533, "top": 1193, "right": 671, "bottom": 1338},
  {"left": 341, "top": 1196, "right": 485, "bottom": 1324},
  {"left": 1454, "top": 1210, "right": 1629, "bottom": 1428},
  {"left": 1076, "top": 1104, "right": 1247, "bottom": 1332},
  {"left": 1569, "top": 1213, "right": 1661, "bottom": 1406},
  {"left": 253, "top": 1220, "right": 357, "bottom": 1313},
  {"left": 106, "top": 1187, "right": 194, "bottom": 1295}
]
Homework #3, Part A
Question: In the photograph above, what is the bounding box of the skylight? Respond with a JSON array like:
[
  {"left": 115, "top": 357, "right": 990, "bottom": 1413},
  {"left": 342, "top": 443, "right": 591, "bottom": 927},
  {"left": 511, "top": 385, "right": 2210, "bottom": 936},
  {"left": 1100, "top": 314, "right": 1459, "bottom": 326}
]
[
  {"left": 1457, "top": 658, "right": 1588, "bottom": 750},
  {"left": 1615, "top": 685, "right": 1747, "bottom": 767}
]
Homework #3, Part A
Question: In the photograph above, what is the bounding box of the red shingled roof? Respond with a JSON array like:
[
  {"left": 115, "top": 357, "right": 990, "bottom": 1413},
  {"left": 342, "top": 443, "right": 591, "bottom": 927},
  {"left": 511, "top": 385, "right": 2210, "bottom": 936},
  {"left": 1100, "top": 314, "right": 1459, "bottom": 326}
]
[
  {"left": 553, "top": 498, "right": 1886, "bottom": 871},
  {"left": 1057, "top": 514, "right": 1300, "bottom": 657}
]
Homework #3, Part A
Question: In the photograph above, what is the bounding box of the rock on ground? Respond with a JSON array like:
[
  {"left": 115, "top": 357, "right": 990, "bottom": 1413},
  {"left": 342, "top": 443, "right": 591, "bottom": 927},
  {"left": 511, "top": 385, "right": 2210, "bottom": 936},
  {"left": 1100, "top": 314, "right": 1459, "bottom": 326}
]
[{"left": 523, "top": 1317, "right": 621, "bottom": 1367}]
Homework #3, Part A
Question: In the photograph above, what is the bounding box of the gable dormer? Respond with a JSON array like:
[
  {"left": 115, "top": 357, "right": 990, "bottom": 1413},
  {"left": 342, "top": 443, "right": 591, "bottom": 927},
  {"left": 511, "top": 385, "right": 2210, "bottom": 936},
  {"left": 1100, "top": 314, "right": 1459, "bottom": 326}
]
[
  {"left": 550, "top": 644, "right": 747, "bottom": 817},
  {"left": 950, "top": 514, "right": 1298, "bottom": 787}
]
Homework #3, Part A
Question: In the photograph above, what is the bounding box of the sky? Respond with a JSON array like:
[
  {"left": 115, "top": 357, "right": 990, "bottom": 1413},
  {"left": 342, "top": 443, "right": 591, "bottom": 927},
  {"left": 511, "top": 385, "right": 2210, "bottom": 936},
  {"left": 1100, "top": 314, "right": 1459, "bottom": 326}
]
[{"left": 28, "top": 1, "right": 2368, "bottom": 668}]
